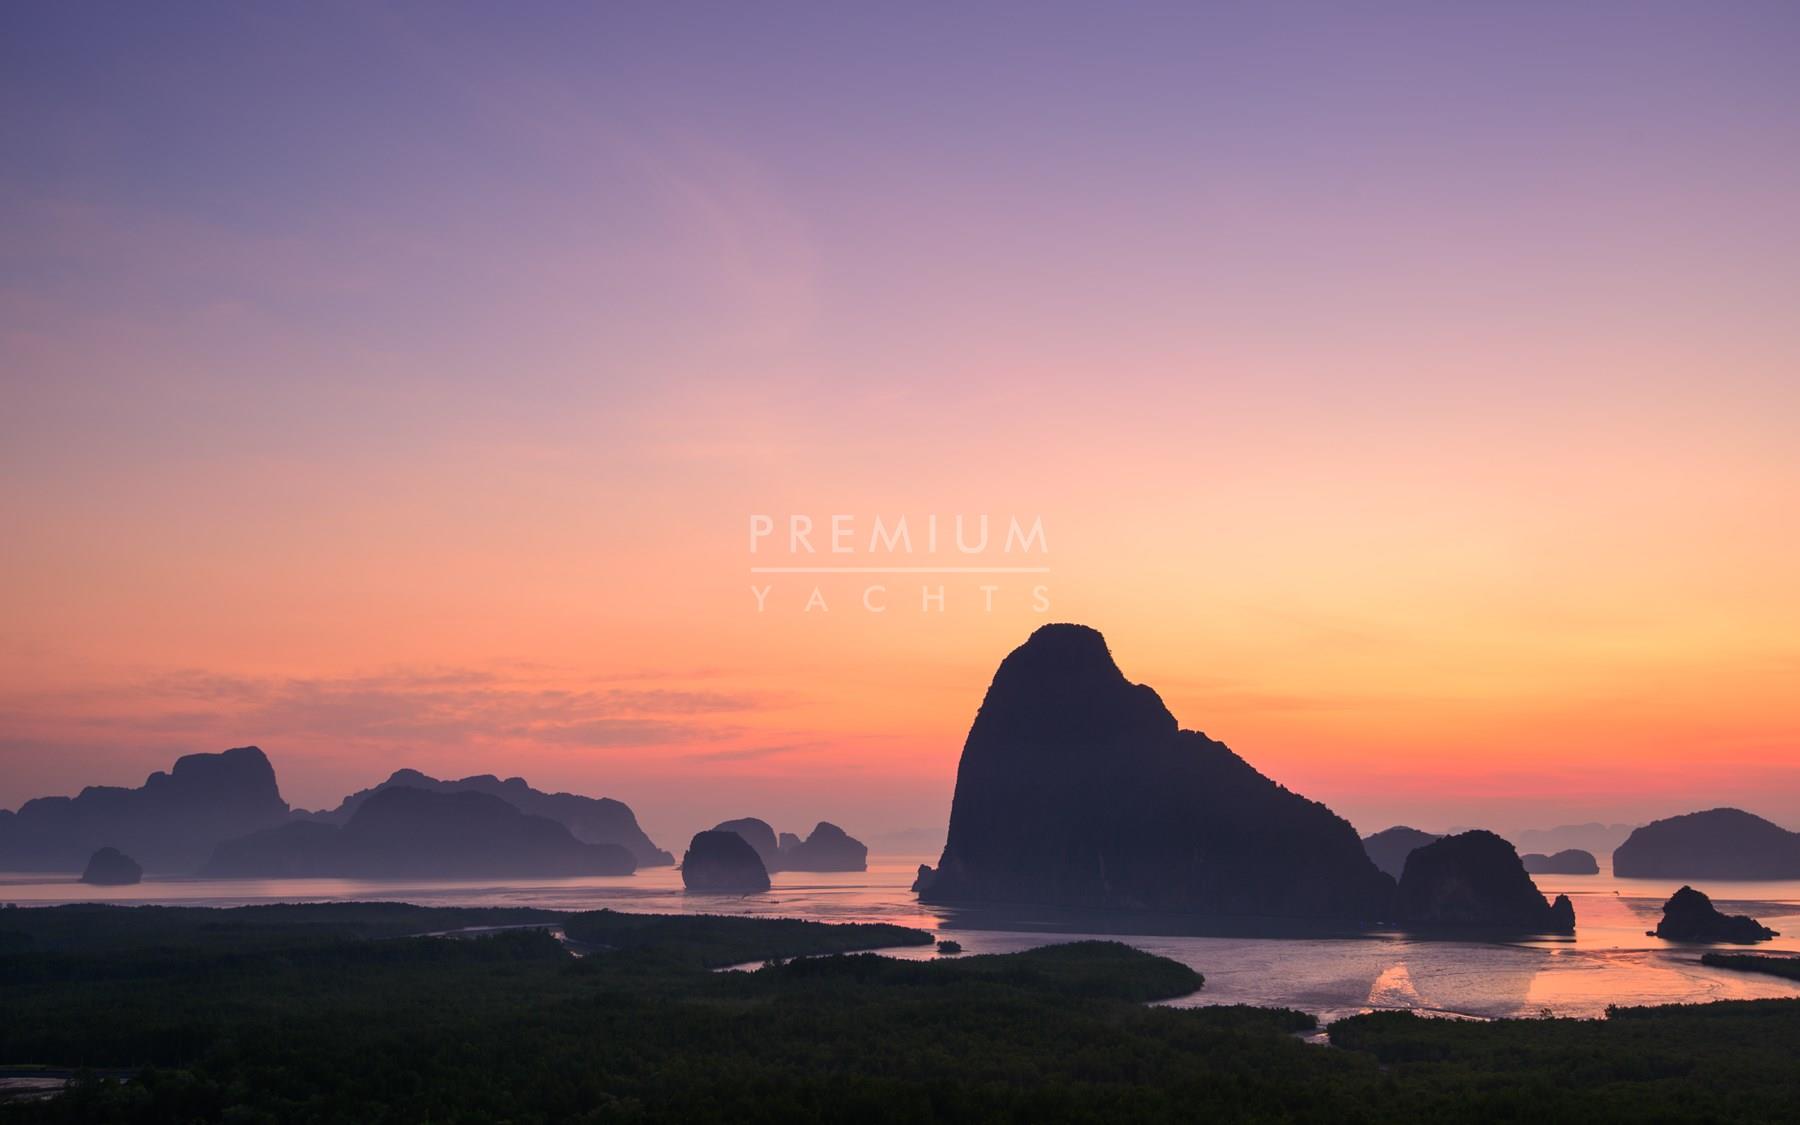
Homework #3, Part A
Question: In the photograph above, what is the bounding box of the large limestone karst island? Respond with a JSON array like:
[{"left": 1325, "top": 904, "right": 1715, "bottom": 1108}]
[{"left": 915, "top": 624, "right": 1394, "bottom": 919}]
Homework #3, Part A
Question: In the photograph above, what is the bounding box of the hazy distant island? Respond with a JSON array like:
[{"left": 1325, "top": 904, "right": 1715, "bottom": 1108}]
[
  {"left": 203, "top": 787, "right": 636, "bottom": 878},
  {"left": 916, "top": 624, "right": 1395, "bottom": 919},
  {"left": 680, "top": 829, "right": 771, "bottom": 892},
  {"left": 1510, "top": 822, "right": 1637, "bottom": 856},
  {"left": 1650, "top": 886, "right": 1778, "bottom": 943},
  {"left": 780, "top": 822, "right": 869, "bottom": 871},
  {"left": 1361, "top": 826, "right": 1442, "bottom": 879},
  {"left": 317, "top": 768, "right": 673, "bottom": 866},
  {"left": 713, "top": 817, "right": 869, "bottom": 872},
  {"left": 78, "top": 846, "right": 142, "bottom": 886},
  {"left": 1520, "top": 849, "right": 1599, "bottom": 875},
  {"left": 1394, "top": 830, "right": 1575, "bottom": 932},
  {"left": 0, "top": 746, "right": 290, "bottom": 873},
  {"left": 1612, "top": 808, "right": 1800, "bottom": 880},
  {"left": 0, "top": 747, "right": 672, "bottom": 880}
]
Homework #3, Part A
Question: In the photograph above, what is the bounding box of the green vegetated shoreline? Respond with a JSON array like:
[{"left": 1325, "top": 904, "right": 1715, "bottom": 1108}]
[{"left": 1, "top": 902, "right": 1797, "bottom": 1123}]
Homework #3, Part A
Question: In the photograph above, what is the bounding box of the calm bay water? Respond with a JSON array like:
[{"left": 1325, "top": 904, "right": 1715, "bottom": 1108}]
[{"left": 6, "top": 858, "right": 1797, "bottom": 1022}]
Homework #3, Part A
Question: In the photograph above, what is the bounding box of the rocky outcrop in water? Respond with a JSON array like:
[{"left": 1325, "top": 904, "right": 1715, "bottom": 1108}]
[
  {"left": 79, "top": 847, "right": 142, "bottom": 886},
  {"left": 203, "top": 787, "right": 636, "bottom": 878},
  {"left": 322, "top": 769, "right": 672, "bottom": 866},
  {"left": 1612, "top": 809, "right": 1800, "bottom": 880},
  {"left": 1650, "top": 885, "right": 1777, "bottom": 943},
  {"left": 1520, "top": 849, "right": 1598, "bottom": 875},
  {"left": 778, "top": 822, "right": 868, "bottom": 871},
  {"left": 711, "top": 818, "right": 869, "bottom": 872},
  {"left": 916, "top": 624, "right": 1395, "bottom": 919},
  {"left": 681, "top": 830, "right": 770, "bottom": 893},
  {"left": 1362, "top": 827, "right": 1441, "bottom": 879},
  {"left": 0, "top": 747, "right": 291, "bottom": 873},
  {"left": 1395, "top": 830, "right": 1575, "bottom": 931}
]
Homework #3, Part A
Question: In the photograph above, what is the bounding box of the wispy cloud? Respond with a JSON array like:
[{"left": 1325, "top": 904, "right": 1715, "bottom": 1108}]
[{"left": 0, "top": 665, "right": 788, "bottom": 756}]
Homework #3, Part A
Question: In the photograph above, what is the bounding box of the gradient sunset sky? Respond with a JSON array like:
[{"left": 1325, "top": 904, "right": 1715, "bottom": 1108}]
[{"left": 4, "top": 2, "right": 1798, "bottom": 851}]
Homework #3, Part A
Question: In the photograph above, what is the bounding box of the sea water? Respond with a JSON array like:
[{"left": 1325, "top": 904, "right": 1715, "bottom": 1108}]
[{"left": 5, "top": 858, "right": 1797, "bottom": 1021}]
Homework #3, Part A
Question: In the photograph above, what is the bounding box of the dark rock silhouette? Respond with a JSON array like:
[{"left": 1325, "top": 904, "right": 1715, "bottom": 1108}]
[
  {"left": 1648, "top": 885, "right": 1778, "bottom": 936},
  {"left": 203, "top": 787, "right": 635, "bottom": 878},
  {"left": 778, "top": 822, "right": 869, "bottom": 872},
  {"left": 778, "top": 832, "right": 803, "bottom": 853},
  {"left": 681, "top": 830, "right": 770, "bottom": 892},
  {"left": 1395, "top": 830, "right": 1575, "bottom": 931},
  {"left": 0, "top": 747, "right": 290, "bottom": 873},
  {"left": 322, "top": 769, "right": 672, "bottom": 866},
  {"left": 1521, "top": 849, "right": 1599, "bottom": 875},
  {"left": 917, "top": 624, "right": 1395, "bottom": 918},
  {"left": 79, "top": 847, "right": 142, "bottom": 886},
  {"left": 712, "top": 818, "right": 782, "bottom": 870},
  {"left": 937, "top": 939, "right": 963, "bottom": 954},
  {"left": 1651, "top": 885, "right": 1778, "bottom": 943},
  {"left": 1612, "top": 809, "right": 1800, "bottom": 880},
  {"left": 1362, "top": 827, "right": 1441, "bottom": 879},
  {"left": 911, "top": 864, "right": 937, "bottom": 893}
]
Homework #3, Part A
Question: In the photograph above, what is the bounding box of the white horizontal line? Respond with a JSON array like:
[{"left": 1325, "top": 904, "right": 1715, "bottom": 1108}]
[{"left": 749, "top": 566, "right": 1051, "bottom": 574}]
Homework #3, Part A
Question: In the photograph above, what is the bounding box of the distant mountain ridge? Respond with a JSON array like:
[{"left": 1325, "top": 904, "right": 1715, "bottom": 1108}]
[
  {"left": 315, "top": 769, "right": 673, "bottom": 866},
  {"left": 917, "top": 624, "right": 1395, "bottom": 918},
  {"left": 1508, "top": 822, "right": 1637, "bottom": 856},
  {"left": 0, "top": 746, "right": 290, "bottom": 873}
]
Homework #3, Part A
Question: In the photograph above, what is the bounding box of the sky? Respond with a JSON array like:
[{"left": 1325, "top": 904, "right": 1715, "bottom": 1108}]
[{"left": 3, "top": 2, "right": 1798, "bottom": 853}]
